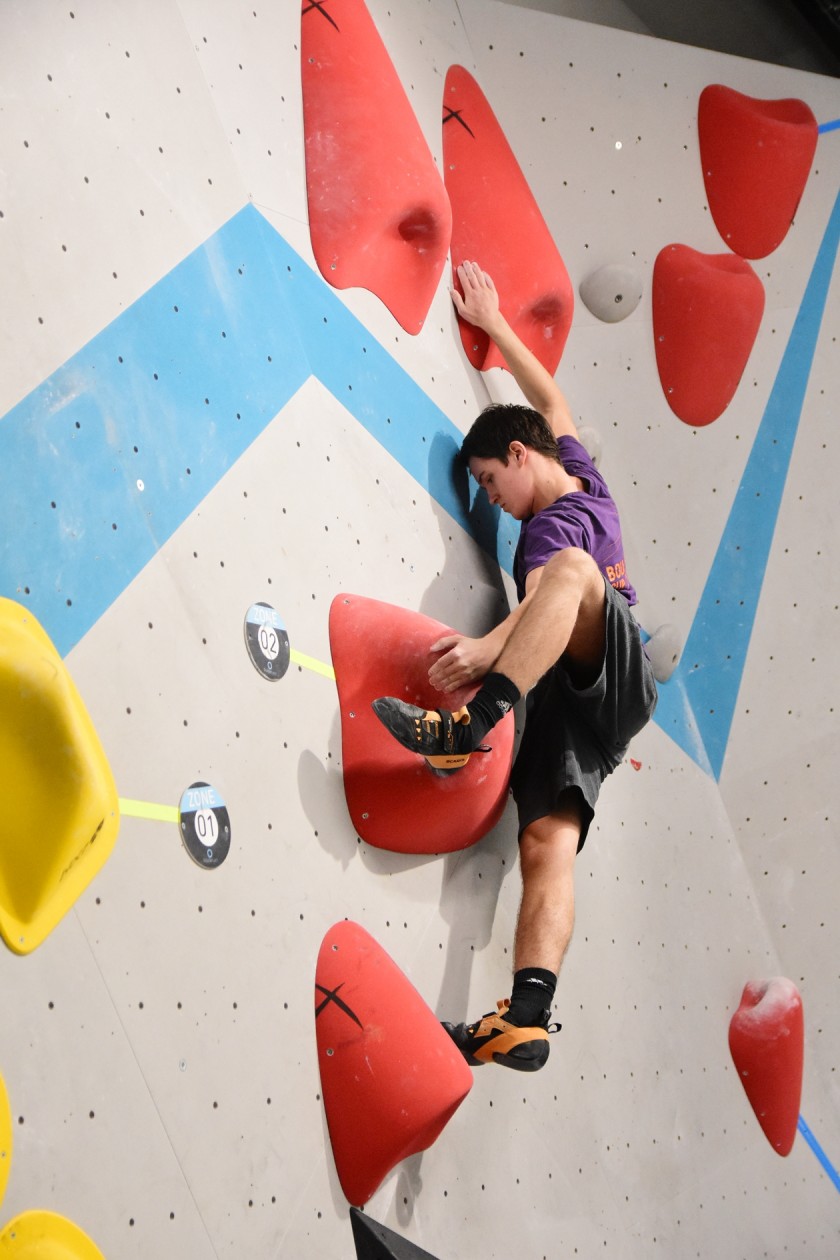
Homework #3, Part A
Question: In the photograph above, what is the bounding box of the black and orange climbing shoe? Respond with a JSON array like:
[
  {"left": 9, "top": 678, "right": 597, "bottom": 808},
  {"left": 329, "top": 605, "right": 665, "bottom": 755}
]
[
  {"left": 442, "top": 999, "right": 558, "bottom": 1072},
  {"left": 371, "top": 697, "right": 487, "bottom": 772}
]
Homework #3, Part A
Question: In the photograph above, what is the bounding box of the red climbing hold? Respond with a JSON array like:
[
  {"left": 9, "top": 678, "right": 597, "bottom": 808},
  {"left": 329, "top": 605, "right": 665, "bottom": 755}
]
[
  {"left": 652, "top": 244, "right": 765, "bottom": 426},
  {"left": 329, "top": 593, "right": 514, "bottom": 854},
  {"left": 728, "top": 978, "right": 804, "bottom": 1157},
  {"left": 315, "top": 921, "right": 473, "bottom": 1206},
  {"left": 443, "top": 65, "right": 573, "bottom": 375},
  {"left": 698, "top": 84, "right": 818, "bottom": 259},
  {"left": 301, "top": 0, "right": 452, "bottom": 333}
]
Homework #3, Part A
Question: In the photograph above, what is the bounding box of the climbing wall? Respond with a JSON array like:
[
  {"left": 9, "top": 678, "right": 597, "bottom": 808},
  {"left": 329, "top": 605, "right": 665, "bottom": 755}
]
[{"left": 0, "top": 1, "right": 838, "bottom": 1257}]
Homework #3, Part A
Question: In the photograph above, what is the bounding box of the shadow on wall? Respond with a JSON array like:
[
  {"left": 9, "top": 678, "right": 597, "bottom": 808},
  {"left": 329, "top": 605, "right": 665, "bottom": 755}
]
[
  {"left": 436, "top": 822, "right": 517, "bottom": 1019},
  {"left": 298, "top": 732, "right": 358, "bottom": 872},
  {"left": 421, "top": 431, "right": 511, "bottom": 633}
]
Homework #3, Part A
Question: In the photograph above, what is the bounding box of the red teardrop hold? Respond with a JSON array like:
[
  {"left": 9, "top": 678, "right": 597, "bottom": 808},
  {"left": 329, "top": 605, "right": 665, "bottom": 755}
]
[
  {"left": 328, "top": 593, "right": 514, "bottom": 854},
  {"left": 316, "top": 921, "right": 473, "bottom": 1206},
  {"left": 301, "top": 0, "right": 452, "bottom": 333},
  {"left": 350, "top": 1207, "right": 442, "bottom": 1259},
  {"left": 442, "top": 64, "right": 573, "bottom": 376},
  {"left": 728, "top": 978, "right": 804, "bottom": 1157},
  {"left": 652, "top": 244, "right": 765, "bottom": 426},
  {"left": 698, "top": 84, "right": 818, "bottom": 259}
]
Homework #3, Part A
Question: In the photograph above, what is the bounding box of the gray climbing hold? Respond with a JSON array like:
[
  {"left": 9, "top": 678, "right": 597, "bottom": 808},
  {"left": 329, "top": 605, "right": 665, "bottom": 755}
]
[
  {"left": 577, "top": 425, "right": 602, "bottom": 468},
  {"left": 579, "top": 263, "right": 643, "bottom": 323},
  {"left": 646, "top": 623, "right": 682, "bottom": 683}
]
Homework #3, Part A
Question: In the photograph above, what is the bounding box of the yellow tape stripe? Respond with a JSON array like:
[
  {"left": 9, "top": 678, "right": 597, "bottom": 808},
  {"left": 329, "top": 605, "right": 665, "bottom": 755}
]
[
  {"left": 118, "top": 798, "right": 181, "bottom": 823},
  {"left": 290, "top": 648, "right": 335, "bottom": 680}
]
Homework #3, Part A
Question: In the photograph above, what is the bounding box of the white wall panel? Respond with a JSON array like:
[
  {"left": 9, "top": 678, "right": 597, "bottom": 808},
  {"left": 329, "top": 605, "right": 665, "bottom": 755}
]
[{"left": 0, "top": 0, "right": 838, "bottom": 1255}]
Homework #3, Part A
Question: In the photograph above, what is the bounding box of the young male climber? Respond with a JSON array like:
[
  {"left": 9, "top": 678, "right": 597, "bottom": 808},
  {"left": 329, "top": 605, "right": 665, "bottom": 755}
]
[{"left": 373, "top": 260, "right": 657, "bottom": 1072}]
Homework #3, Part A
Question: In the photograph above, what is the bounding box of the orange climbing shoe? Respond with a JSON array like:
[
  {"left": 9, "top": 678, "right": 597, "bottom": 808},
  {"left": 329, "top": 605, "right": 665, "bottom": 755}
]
[
  {"left": 442, "top": 999, "right": 557, "bottom": 1072},
  {"left": 371, "top": 697, "right": 486, "bottom": 771}
]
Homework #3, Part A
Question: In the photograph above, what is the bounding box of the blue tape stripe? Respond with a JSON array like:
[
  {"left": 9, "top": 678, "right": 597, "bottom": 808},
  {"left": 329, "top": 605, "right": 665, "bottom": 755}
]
[
  {"left": 653, "top": 187, "right": 840, "bottom": 777},
  {"left": 1, "top": 208, "right": 306, "bottom": 654},
  {"left": 798, "top": 1115, "right": 840, "bottom": 1193},
  {"left": 0, "top": 205, "right": 516, "bottom": 658},
  {"left": 818, "top": 119, "right": 840, "bottom": 134}
]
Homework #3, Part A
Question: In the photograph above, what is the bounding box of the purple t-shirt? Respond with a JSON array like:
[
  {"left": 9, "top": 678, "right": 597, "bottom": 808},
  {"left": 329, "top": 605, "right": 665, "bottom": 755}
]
[{"left": 513, "top": 435, "right": 637, "bottom": 605}]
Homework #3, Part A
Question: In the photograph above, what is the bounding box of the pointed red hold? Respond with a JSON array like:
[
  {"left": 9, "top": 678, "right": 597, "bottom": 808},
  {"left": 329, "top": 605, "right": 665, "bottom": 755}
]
[
  {"left": 329, "top": 593, "right": 514, "bottom": 854},
  {"left": 698, "top": 84, "right": 818, "bottom": 259},
  {"left": 315, "top": 922, "right": 473, "bottom": 1206},
  {"left": 652, "top": 244, "right": 765, "bottom": 426},
  {"left": 443, "top": 65, "right": 573, "bottom": 375},
  {"left": 301, "top": 0, "right": 452, "bottom": 333},
  {"left": 729, "top": 978, "right": 804, "bottom": 1156}
]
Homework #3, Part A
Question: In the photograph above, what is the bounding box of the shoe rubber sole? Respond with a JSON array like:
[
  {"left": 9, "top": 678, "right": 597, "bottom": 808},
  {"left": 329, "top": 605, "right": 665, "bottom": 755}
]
[{"left": 442, "top": 1015, "right": 550, "bottom": 1072}]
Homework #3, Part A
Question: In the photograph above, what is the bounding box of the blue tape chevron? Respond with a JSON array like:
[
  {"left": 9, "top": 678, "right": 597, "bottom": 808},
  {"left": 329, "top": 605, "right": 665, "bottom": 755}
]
[
  {"left": 0, "top": 205, "right": 515, "bottom": 660},
  {"left": 1, "top": 191, "right": 838, "bottom": 782}
]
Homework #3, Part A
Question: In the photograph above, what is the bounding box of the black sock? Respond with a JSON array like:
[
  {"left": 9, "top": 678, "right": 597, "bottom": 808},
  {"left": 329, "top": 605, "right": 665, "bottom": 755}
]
[
  {"left": 505, "top": 967, "right": 557, "bottom": 1027},
  {"left": 465, "top": 672, "right": 521, "bottom": 744}
]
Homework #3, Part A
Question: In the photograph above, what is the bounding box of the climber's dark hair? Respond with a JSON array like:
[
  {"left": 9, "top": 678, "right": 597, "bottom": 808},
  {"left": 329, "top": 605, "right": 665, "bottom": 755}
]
[{"left": 459, "top": 403, "right": 561, "bottom": 466}]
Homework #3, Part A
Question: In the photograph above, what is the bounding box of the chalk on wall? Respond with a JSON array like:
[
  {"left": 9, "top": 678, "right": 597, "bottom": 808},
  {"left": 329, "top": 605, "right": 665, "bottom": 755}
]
[
  {"left": 443, "top": 64, "right": 573, "bottom": 376},
  {"left": 301, "top": 0, "right": 452, "bottom": 333},
  {"left": 652, "top": 244, "right": 765, "bottom": 426},
  {"left": 698, "top": 84, "right": 818, "bottom": 259},
  {"left": 315, "top": 921, "right": 473, "bottom": 1206}
]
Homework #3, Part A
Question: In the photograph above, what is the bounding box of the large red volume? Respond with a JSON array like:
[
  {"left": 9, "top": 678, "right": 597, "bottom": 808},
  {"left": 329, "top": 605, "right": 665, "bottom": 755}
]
[
  {"left": 728, "top": 978, "right": 804, "bottom": 1156},
  {"left": 442, "top": 65, "right": 573, "bottom": 375},
  {"left": 329, "top": 593, "right": 514, "bottom": 854},
  {"left": 652, "top": 244, "right": 765, "bottom": 426},
  {"left": 315, "top": 921, "right": 473, "bottom": 1206},
  {"left": 698, "top": 84, "right": 818, "bottom": 259},
  {"left": 301, "top": 0, "right": 452, "bottom": 333}
]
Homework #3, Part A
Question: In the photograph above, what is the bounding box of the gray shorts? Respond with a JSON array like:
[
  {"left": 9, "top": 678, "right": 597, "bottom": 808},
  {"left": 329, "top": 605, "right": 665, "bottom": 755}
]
[{"left": 510, "top": 578, "right": 657, "bottom": 850}]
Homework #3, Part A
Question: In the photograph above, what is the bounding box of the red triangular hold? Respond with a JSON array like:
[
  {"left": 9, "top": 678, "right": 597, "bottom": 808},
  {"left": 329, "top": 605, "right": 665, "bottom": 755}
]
[
  {"left": 443, "top": 65, "right": 573, "bottom": 375},
  {"left": 316, "top": 921, "right": 473, "bottom": 1205},
  {"left": 698, "top": 84, "right": 818, "bottom": 259},
  {"left": 350, "top": 1207, "right": 442, "bottom": 1260},
  {"left": 652, "top": 244, "right": 765, "bottom": 426},
  {"left": 301, "top": 0, "right": 452, "bottom": 333},
  {"left": 329, "top": 593, "right": 514, "bottom": 854},
  {"left": 728, "top": 978, "right": 804, "bottom": 1156}
]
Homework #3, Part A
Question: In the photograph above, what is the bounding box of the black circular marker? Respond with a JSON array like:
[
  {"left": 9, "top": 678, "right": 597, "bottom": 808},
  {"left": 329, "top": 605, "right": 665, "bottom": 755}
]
[
  {"left": 244, "top": 602, "right": 290, "bottom": 680},
  {"left": 179, "top": 781, "right": 231, "bottom": 869}
]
